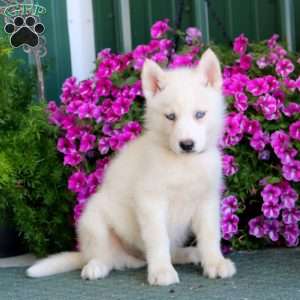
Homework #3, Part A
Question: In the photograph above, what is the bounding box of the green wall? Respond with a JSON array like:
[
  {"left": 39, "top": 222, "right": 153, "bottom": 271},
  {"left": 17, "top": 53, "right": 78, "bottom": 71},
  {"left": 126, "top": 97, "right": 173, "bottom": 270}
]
[{"left": 1, "top": 0, "right": 298, "bottom": 101}]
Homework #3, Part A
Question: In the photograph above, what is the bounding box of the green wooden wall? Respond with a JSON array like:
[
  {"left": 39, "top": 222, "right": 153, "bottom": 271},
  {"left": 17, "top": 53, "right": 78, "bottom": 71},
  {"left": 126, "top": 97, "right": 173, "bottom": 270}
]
[{"left": 1, "top": 0, "right": 299, "bottom": 101}]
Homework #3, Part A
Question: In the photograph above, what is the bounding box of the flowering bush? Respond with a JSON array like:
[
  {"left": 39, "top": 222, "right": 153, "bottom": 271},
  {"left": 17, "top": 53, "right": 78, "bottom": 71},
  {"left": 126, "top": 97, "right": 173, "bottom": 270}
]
[{"left": 48, "top": 20, "right": 300, "bottom": 250}]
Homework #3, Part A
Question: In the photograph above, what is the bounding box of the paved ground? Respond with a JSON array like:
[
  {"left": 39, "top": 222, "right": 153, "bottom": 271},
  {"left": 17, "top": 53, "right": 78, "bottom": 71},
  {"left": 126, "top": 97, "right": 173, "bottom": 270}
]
[{"left": 1, "top": 248, "right": 300, "bottom": 300}]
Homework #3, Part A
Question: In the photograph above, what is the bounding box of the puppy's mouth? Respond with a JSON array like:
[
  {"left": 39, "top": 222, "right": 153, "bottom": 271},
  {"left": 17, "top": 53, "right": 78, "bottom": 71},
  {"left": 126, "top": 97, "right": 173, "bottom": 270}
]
[{"left": 180, "top": 149, "right": 206, "bottom": 155}]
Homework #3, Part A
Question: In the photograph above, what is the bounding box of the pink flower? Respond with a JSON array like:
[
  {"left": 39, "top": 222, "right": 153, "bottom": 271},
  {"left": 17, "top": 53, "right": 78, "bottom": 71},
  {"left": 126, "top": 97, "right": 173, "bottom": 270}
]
[
  {"left": 267, "top": 34, "right": 279, "bottom": 49},
  {"left": 263, "top": 219, "right": 280, "bottom": 241},
  {"left": 257, "top": 94, "right": 280, "bottom": 120},
  {"left": 280, "top": 186, "right": 298, "bottom": 209},
  {"left": 79, "top": 132, "right": 96, "bottom": 153},
  {"left": 249, "top": 216, "right": 265, "bottom": 238},
  {"left": 282, "top": 224, "right": 299, "bottom": 246},
  {"left": 68, "top": 171, "right": 87, "bottom": 193},
  {"left": 57, "top": 138, "right": 75, "bottom": 154},
  {"left": 275, "top": 58, "right": 294, "bottom": 77},
  {"left": 247, "top": 78, "right": 269, "bottom": 96},
  {"left": 234, "top": 92, "right": 248, "bottom": 112},
  {"left": 250, "top": 131, "right": 269, "bottom": 151},
  {"left": 233, "top": 34, "right": 248, "bottom": 55},
  {"left": 150, "top": 19, "right": 169, "bottom": 39},
  {"left": 261, "top": 199, "right": 281, "bottom": 219},
  {"left": 63, "top": 151, "right": 82, "bottom": 166},
  {"left": 222, "top": 155, "right": 239, "bottom": 176},
  {"left": 282, "top": 208, "right": 300, "bottom": 225},
  {"left": 261, "top": 184, "right": 281, "bottom": 203},
  {"left": 221, "top": 195, "right": 238, "bottom": 215},
  {"left": 239, "top": 54, "right": 252, "bottom": 70},
  {"left": 224, "top": 113, "right": 245, "bottom": 136},
  {"left": 98, "top": 137, "right": 110, "bottom": 155},
  {"left": 256, "top": 56, "right": 268, "bottom": 69},
  {"left": 244, "top": 119, "right": 261, "bottom": 135},
  {"left": 185, "top": 27, "right": 202, "bottom": 44},
  {"left": 289, "top": 121, "right": 300, "bottom": 141},
  {"left": 282, "top": 102, "right": 300, "bottom": 117},
  {"left": 282, "top": 161, "right": 300, "bottom": 182}
]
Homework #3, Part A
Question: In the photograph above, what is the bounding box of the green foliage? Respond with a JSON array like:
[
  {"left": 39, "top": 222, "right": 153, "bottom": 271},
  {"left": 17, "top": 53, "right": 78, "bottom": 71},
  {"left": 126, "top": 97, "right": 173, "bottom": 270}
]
[{"left": 0, "top": 36, "right": 75, "bottom": 256}]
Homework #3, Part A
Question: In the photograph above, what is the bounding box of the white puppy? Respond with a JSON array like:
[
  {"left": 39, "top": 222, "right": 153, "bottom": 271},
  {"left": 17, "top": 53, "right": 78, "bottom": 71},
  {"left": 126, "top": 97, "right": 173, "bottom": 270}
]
[{"left": 27, "top": 49, "right": 236, "bottom": 285}]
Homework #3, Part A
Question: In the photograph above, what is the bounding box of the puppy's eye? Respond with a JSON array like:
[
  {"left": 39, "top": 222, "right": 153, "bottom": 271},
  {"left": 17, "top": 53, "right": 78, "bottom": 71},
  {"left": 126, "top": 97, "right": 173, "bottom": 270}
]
[
  {"left": 195, "top": 111, "right": 206, "bottom": 119},
  {"left": 165, "top": 113, "right": 176, "bottom": 121}
]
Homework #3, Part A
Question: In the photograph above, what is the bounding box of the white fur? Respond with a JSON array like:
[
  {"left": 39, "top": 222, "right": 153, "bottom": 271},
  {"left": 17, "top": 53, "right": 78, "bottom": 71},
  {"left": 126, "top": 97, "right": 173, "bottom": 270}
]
[{"left": 27, "top": 49, "right": 236, "bottom": 285}]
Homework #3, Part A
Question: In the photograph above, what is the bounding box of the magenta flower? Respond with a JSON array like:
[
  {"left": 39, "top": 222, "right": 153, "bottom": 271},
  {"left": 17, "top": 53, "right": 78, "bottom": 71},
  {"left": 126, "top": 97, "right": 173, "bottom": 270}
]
[
  {"left": 249, "top": 216, "right": 265, "bottom": 238},
  {"left": 221, "top": 195, "right": 238, "bottom": 215},
  {"left": 244, "top": 119, "right": 261, "bottom": 135},
  {"left": 267, "top": 34, "right": 279, "bottom": 49},
  {"left": 289, "top": 121, "right": 300, "bottom": 141},
  {"left": 77, "top": 103, "right": 97, "bottom": 119},
  {"left": 282, "top": 224, "right": 299, "bottom": 246},
  {"left": 79, "top": 132, "right": 96, "bottom": 153},
  {"left": 256, "top": 56, "right": 268, "bottom": 69},
  {"left": 150, "top": 19, "right": 169, "bottom": 39},
  {"left": 63, "top": 151, "right": 82, "bottom": 166},
  {"left": 280, "top": 187, "right": 298, "bottom": 209},
  {"left": 170, "top": 53, "right": 194, "bottom": 68},
  {"left": 73, "top": 203, "right": 84, "bottom": 222},
  {"left": 57, "top": 137, "right": 75, "bottom": 154},
  {"left": 282, "top": 160, "right": 300, "bottom": 182},
  {"left": 123, "top": 121, "right": 142, "bottom": 137},
  {"left": 98, "top": 137, "right": 110, "bottom": 155},
  {"left": 225, "top": 113, "right": 245, "bottom": 136},
  {"left": 60, "top": 77, "right": 78, "bottom": 104},
  {"left": 282, "top": 208, "right": 300, "bottom": 225},
  {"left": 247, "top": 78, "right": 269, "bottom": 96},
  {"left": 222, "top": 155, "right": 239, "bottom": 176},
  {"left": 257, "top": 94, "right": 280, "bottom": 120},
  {"left": 65, "top": 126, "right": 82, "bottom": 142},
  {"left": 282, "top": 102, "right": 300, "bottom": 117},
  {"left": 250, "top": 131, "right": 269, "bottom": 152},
  {"left": 239, "top": 54, "right": 252, "bottom": 70},
  {"left": 233, "top": 34, "right": 248, "bottom": 55},
  {"left": 262, "top": 199, "right": 281, "bottom": 219},
  {"left": 234, "top": 92, "right": 248, "bottom": 112},
  {"left": 68, "top": 171, "right": 87, "bottom": 193},
  {"left": 185, "top": 27, "right": 202, "bottom": 45},
  {"left": 112, "top": 97, "right": 132, "bottom": 117},
  {"left": 221, "top": 213, "right": 239, "bottom": 240},
  {"left": 275, "top": 58, "right": 294, "bottom": 77},
  {"left": 261, "top": 184, "right": 281, "bottom": 203},
  {"left": 263, "top": 219, "right": 280, "bottom": 241}
]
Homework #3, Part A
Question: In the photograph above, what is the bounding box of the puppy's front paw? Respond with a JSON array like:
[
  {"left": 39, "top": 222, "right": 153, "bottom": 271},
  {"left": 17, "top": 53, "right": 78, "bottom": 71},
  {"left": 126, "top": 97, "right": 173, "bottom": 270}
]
[
  {"left": 81, "top": 259, "right": 110, "bottom": 280},
  {"left": 203, "top": 258, "right": 236, "bottom": 279},
  {"left": 148, "top": 265, "right": 180, "bottom": 286}
]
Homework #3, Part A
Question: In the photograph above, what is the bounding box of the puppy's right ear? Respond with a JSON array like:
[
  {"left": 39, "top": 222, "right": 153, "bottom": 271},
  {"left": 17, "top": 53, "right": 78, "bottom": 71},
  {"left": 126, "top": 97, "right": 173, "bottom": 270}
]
[{"left": 141, "top": 59, "right": 166, "bottom": 99}]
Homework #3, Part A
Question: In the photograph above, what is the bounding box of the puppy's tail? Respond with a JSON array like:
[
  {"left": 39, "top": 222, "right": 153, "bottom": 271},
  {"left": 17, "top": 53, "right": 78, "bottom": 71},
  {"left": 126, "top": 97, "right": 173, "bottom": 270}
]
[{"left": 26, "top": 251, "right": 83, "bottom": 278}]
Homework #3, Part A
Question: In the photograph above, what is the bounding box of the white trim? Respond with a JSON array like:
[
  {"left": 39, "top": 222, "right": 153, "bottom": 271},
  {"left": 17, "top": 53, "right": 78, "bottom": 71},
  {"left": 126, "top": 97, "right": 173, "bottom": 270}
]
[
  {"left": 120, "top": 0, "right": 132, "bottom": 52},
  {"left": 283, "top": 0, "right": 295, "bottom": 52},
  {"left": 66, "top": 0, "right": 96, "bottom": 80}
]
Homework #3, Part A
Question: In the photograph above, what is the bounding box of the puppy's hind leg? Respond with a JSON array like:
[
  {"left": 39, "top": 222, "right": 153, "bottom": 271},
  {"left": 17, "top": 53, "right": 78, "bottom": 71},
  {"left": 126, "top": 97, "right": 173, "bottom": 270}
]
[{"left": 78, "top": 195, "right": 145, "bottom": 280}]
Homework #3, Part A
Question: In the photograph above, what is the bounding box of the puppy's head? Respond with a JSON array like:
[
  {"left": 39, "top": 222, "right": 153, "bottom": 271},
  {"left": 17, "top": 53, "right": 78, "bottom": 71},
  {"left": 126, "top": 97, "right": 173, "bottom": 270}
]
[{"left": 141, "top": 49, "right": 225, "bottom": 155}]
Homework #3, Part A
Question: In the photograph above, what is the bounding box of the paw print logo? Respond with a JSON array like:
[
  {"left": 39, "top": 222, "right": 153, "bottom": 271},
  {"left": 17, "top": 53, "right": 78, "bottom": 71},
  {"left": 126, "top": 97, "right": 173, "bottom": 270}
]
[{"left": 4, "top": 16, "right": 45, "bottom": 48}]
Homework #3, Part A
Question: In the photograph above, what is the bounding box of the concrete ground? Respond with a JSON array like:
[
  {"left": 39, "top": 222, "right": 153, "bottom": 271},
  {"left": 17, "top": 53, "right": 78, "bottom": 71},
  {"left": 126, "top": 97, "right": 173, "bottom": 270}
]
[{"left": 1, "top": 248, "right": 300, "bottom": 300}]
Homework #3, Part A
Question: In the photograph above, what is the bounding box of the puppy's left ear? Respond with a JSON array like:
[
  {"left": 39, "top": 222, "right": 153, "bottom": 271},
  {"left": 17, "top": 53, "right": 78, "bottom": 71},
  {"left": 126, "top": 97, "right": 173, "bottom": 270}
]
[{"left": 196, "top": 48, "right": 222, "bottom": 90}]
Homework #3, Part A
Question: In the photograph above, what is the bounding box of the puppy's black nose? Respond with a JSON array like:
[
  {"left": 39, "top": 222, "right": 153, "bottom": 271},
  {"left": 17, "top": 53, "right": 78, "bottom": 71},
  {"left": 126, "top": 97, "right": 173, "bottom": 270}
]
[{"left": 179, "top": 140, "right": 195, "bottom": 152}]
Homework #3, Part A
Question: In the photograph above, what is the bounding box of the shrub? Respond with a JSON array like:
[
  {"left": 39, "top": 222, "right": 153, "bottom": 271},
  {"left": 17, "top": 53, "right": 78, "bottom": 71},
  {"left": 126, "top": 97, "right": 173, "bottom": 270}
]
[
  {"left": 48, "top": 21, "right": 300, "bottom": 251},
  {"left": 0, "top": 36, "right": 75, "bottom": 256}
]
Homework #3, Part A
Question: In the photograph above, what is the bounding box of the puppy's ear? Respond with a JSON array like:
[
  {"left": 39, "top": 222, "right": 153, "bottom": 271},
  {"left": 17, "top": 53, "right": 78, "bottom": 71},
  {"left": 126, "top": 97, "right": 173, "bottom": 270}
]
[
  {"left": 142, "top": 59, "right": 166, "bottom": 99},
  {"left": 196, "top": 49, "right": 222, "bottom": 90}
]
